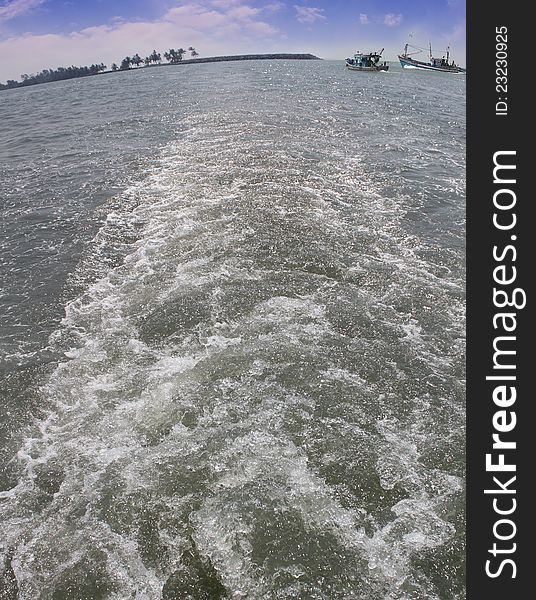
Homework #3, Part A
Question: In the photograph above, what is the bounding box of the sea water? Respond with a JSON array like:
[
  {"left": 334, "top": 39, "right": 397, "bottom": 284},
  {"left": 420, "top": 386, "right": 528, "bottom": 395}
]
[{"left": 0, "top": 60, "right": 465, "bottom": 599}]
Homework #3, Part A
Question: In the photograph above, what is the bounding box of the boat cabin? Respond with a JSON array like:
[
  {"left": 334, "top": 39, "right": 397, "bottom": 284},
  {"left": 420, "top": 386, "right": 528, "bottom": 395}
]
[
  {"left": 431, "top": 56, "right": 455, "bottom": 68},
  {"left": 347, "top": 53, "right": 380, "bottom": 67}
]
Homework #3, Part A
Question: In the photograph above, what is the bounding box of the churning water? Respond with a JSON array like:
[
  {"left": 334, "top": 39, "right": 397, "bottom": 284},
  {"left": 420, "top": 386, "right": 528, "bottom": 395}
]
[{"left": 0, "top": 60, "right": 465, "bottom": 599}]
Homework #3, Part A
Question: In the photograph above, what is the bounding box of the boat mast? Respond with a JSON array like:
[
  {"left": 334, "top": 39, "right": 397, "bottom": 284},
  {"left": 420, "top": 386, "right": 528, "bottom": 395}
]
[
  {"left": 446, "top": 45, "right": 450, "bottom": 63},
  {"left": 429, "top": 42, "right": 432, "bottom": 60}
]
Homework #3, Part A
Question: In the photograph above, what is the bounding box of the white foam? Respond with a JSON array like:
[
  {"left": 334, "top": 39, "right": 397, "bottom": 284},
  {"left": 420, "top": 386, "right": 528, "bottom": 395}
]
[{"left": 1, "top": 98, "right": 465, "bottom": 598}]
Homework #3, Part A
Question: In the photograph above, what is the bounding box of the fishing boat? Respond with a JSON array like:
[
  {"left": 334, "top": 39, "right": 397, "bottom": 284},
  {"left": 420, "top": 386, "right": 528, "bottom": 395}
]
[
  {"left": 398, "top": 43, "right": 466, "bottom": 73},
  {"left": 345, "top": 49, "right": 388, "bottom": 72}
]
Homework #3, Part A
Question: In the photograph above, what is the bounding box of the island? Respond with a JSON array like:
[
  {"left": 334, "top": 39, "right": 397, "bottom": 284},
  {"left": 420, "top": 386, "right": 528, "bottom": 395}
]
[
  {"left": 0, "top": 53, "right": 321, "bottom": 91},
  {"left": 154, "top": 53, "right": 321, "bottom": 66}
]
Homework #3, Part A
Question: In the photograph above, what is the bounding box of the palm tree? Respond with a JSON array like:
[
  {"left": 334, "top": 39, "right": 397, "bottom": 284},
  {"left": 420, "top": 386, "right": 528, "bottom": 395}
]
[
  {"left": 164, "top": 49, "right": 177, "bottom": 63},
  {"left": 149, "top": 50, "right": 161, "bottom": 64},
  {"left": 132, "top": 53, "right": 143, "bottom": 67},
  {"left": 188, "top": 46, "right": 199, "bottom": 58},
  {"left": 120, "top": 57, "right": 131, "bottom": 70},
  {"left": 111, "top": 63, "right": 118, "bottom": 71}
]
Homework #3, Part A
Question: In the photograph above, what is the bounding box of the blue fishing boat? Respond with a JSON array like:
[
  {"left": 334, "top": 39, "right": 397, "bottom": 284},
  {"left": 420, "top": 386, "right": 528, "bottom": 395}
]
[
  {"left": 398, "top": 43, "right": 466, "bottom": 73},
  {"left": 345, "top": 49, "right": 388, "bottom": 72}
]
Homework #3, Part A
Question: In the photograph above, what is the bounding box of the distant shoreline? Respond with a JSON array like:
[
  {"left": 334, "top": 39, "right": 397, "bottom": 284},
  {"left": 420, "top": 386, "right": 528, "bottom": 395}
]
[
  {"left": 133, "top": 53, "right": 321, "bottom": 66},
  {"left": 0, "top": 54, "right": 322, "bottom": 91},
  {"left": 96, "top": 53, "right": 322, "bottom": 76}
]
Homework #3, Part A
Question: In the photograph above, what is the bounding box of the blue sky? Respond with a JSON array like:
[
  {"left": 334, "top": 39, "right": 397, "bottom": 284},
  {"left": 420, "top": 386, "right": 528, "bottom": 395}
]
[{"left": 0, "top": 0, "right": 465, "bottom": 81}]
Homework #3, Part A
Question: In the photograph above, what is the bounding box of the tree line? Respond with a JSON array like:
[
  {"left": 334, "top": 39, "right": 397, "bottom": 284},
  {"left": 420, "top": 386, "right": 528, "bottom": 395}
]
[{"left": 0, "top": 47, "right": 199, "bottom": 90}]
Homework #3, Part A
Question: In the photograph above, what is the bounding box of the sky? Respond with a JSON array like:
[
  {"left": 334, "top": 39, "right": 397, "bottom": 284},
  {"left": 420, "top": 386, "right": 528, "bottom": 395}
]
[{"left": 0, "top": 0, "right": 465, "bottom": 82}]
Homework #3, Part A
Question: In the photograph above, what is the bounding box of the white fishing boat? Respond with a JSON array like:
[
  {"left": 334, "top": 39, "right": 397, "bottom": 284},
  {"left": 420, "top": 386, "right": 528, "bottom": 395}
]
[{"left": 398, "top": 43, "right": 466, "bottom": 73}]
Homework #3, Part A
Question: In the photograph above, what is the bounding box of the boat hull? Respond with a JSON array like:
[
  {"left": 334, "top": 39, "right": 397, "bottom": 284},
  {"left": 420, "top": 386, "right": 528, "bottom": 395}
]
[
  {"left": 398, "top": 56, "right": 465, "bottom": 73},
  {"left": 345, "top": 63, "right": 389, "bottom": 72}
]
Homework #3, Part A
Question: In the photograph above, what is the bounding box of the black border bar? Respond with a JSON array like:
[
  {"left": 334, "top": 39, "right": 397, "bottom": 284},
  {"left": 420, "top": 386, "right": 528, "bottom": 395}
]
[{"left": 467, "top": 2, "right": 530, "bottom": 596}]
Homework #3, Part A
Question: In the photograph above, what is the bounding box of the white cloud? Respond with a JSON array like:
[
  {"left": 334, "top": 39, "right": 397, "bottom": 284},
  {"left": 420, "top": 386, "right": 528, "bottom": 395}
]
[
  {"left": 0, "top": 0, "right": 43, "bottom": 22},
  {"left": 229, "top": 5, "right": 261, "bottom": 19},
  {"left": 157, "top": 3, "right": 277, "bottom": 34},
  {"left": 357, "top": 12, "right": 403, "bottom": 28},
  {"left": 0, "top": 2, "right": 281, "bottom": 81},
  {"left": 294, "top": 5, "right": 326, "bottom": 24},
  {"left": 263, "top": 2, "right": 285, "bottom": 12},
  {"left": 209, "top": 0, "right": 244, "bottom": 7},
  {"left": 383, "top": 13, "right": 402, "bottom": 27}
]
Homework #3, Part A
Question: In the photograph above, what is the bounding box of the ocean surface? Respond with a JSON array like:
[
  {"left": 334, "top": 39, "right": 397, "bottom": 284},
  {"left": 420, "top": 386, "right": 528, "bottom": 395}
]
[{"left": 0, "top": 60, "right": 465, "bottom": 599}]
